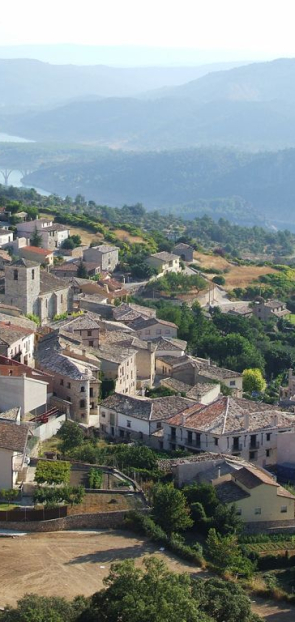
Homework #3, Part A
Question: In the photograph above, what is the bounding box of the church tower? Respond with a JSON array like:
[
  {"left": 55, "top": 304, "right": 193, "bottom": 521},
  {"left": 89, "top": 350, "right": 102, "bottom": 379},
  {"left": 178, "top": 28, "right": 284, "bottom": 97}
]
[{"left": 5, "top": 259, "right": 40, "bottom": 315}]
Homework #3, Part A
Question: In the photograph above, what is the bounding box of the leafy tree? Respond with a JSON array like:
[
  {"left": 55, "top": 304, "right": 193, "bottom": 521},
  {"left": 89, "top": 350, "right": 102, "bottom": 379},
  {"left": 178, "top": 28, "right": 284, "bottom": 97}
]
[
  {"left": 152, "top": 482, "right": 193, "bottom": 535},
  {"left": 242, "top": 368, "right": 266, "bottom": 393},
  {"left": 206, "top": 528, "right": 254, "bottom": 577},
  {"left": 58, "top": 421, "right": 84, "bottom": 454},
  {"left": 212, "top": 275, "right": 225, "bottom": 286},
  {"left": 0, "top": 593, "right": 87, "bottom": 622},
  {"left": 34, "top": 460, "right": 71, "bottom": 485},
  {"left": 30, "top": 226, "right": 43, "bottom": 247},
  {"left": 193, "top": 578, "right": 260, "bottom": 622},
  {"left": 0, "top": 488, "right": 19, "bottom": 506},
  {"left": 79, "top": 557, "right": 210, "bottom": 622},
  {"left": 77, "top": 261, "right": 88, "bottom": 278},
  {"left": 61, "top": 238, "right": 75, "bottom": 249}
]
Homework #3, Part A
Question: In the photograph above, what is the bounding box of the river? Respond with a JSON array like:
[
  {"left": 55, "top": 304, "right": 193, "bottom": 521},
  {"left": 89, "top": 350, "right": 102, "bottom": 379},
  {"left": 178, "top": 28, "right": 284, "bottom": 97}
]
[{"left": 0, "top": 132, "right": 51, "bottom": 196}]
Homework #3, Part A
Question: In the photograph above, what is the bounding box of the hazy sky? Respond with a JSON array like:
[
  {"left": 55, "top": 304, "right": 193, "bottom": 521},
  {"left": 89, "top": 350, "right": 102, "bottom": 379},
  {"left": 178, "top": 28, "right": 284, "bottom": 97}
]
[{"left": 1, "top": 0, "right": 295, "bottom": 58}]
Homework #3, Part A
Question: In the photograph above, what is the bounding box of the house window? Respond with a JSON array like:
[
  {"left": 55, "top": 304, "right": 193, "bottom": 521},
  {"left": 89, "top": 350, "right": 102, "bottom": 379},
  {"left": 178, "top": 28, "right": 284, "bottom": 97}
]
[
  {"left": 214, "top": 438, "right": 218, "bottom": 446},
  {"left": 89, "top": 341, "right": 94, "bottom": 347},
  {"left": 60, "top": 379, "right": 64, "bottom": 386},
  {"left": 67, "top": 382, "right": 71, "bottom": 389},
  {"left": 254, "top": 508, "right": 261, "bottom": 515},
  {"left": 266, "top": 449, "right": 270, "bottom": 457},
  {"left": 119, "top": 429, "right": 124, "bottom": 438},
  {"left": 66, "top": 396, "right": 71, "bottom": 402},
  {"left": 90, "top": 388, "right": 94, "bottom": 397},
  {"left": 32, "top": 269, "right": 35, "bottom": 280},
  {"left": 281, "top": 506, "right": 288, "bottom": 513},
  {"left": 101, "top": 411, "right": 106, "bottom": 418},
  {"left": 230, "top": 381, "right": 236, "bottom": 386},
  {"left": 91, "top": 402, "right": 95, "bottom": 410},
  {"left": 80, "top": 399, "right": 85, "bottom": 408},
  {"left": 157, "top": 422, "right": 161, "bottom": 429},
  {"left": 81, "top": 386, "right": 85, "bottom": 392},
  {"left": 13, "top": 269, "right": 18, "bottom": 281},
  {"left": 61, "top": 294, "right": 63, "bottom": 303},
  {"left": 127, "top": 420, "right": 131, "bottom": 428},
  {"left": 249, "top": 451, "right": 256, "bottom": 461},
  {"left": 266, "top": 433, "right": 271, "bottom": 441},
  {"left": 87, "top": 330, "right": 92, "bottom": 336},
  {"left": 236, "top": 508, "right": 242, "bottom": 515}
]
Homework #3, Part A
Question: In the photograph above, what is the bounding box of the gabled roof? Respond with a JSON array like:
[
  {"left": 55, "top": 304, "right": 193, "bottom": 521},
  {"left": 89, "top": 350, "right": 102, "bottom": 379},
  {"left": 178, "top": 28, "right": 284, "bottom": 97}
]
[
  {"left": 129, "top": 317, "right": 178, "bottom": 331},
  {"left": 149, "top": 251, "right": 179, "bottom": 262},
  {"left": 101, "top": 392, "right": 196, "bottom": 421},
  {"left": 165, "top": 396, "right": 294, "bottom": 435},
  {"left": 21, "top": 246, "right": 53, "bottom": 256},
  {"left": 0, "top": 420, "right": 29, "bottom": 453},
  {"left": 10, "top": 258, "right": 38, "bottom": 268},
  {"left": 0, "top": 322, "right": 34, "bottom": 346}
]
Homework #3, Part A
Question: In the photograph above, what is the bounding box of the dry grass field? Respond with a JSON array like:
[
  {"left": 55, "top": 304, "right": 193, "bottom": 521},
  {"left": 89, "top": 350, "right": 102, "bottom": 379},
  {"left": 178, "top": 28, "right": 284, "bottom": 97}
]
[
  {"left": 193, "top": 251, "right": 278, "bottom": 291},
  {"left": 113, "top": 228, "right": 146, "bottom": 244},
  {"left": 0, "top": 531, "right": 200, "bottom": 607}
]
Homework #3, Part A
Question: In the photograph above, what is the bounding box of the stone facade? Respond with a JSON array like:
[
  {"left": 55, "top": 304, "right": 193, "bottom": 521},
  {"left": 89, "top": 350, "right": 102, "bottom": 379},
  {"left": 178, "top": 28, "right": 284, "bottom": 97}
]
[{"left": 83, "top": 245, "right": 119, "bottom": 272}]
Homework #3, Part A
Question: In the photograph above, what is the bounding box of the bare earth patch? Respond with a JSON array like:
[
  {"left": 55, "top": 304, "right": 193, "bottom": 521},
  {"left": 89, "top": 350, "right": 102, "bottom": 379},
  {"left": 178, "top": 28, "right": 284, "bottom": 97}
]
[
  {"left": 113, "top": 229, "right": 146, "bottom": 244},
  {"left": 0, "top": 530, "right": 200, "bottom": 607},
  {"left": 193, "top": 251, "right": 278, "bottom": 290}
]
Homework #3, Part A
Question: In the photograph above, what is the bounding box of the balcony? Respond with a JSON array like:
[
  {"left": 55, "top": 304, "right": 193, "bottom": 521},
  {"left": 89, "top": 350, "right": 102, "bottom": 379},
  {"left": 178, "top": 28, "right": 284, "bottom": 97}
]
[
  {"left": 249, "top": 440, "right": 260, "bottom": 450},
  {"left": 232, "top": 442, "right": 243, "bottom": 454},
  {"left": 185, "top": 438, "right": 201, "bottom": 449},
  {"left": 168, "top": 434, "right": 177, "bottom": 442}
]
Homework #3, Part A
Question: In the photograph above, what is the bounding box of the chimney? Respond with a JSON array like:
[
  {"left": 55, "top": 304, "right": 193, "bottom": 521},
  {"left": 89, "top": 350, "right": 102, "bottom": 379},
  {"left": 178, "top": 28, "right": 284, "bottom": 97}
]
[
  {"left": 244, "top": 413, "right": 250, "bottom": 429},
  {"left": 141, "top": 387, "right": 145, "bottom": 397},
  {"left": 217, "top": 467, "right": 221, "bottom": 479},
  {"left": 147, "top": 341, "right": 153, "bottom": 352},
  {"left": 273, "top": 414, "right": 278, "bottom": 427}
]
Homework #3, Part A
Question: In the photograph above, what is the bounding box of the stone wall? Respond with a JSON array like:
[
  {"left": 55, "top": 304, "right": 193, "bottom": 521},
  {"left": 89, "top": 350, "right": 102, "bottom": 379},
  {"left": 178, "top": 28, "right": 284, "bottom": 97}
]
[
  {"left": 0, "top": 508, "right": 149, "bottom": 532},
  {"left": 244, "top": 519, "right": 295, "bottom": 534}
]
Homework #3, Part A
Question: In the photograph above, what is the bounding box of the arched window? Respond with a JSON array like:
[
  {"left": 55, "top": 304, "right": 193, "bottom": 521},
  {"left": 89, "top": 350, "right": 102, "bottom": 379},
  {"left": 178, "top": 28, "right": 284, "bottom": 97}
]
[{"left": 80, "top": 386, "right": 85, "bottom": 392}]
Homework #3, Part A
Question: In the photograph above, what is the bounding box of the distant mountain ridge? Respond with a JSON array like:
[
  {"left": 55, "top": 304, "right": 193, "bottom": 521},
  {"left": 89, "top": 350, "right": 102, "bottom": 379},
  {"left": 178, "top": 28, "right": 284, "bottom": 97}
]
[
  {"left": 0, "top": 58, "right": 246, "bottom": 108},
  {"left": 2, "top": 57, "right": 295, "bottom": 150}
]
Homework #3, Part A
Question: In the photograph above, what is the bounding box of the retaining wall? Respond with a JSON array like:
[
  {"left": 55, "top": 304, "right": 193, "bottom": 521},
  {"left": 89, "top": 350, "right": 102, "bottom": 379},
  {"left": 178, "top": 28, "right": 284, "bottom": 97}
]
[{"left": 0, "top": 508, "right": 149, "bottom": 532}]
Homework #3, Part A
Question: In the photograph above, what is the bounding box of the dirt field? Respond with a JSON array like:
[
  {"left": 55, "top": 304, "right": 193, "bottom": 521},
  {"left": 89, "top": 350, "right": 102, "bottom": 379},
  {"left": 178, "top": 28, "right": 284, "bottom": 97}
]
[
  {"left": 0, "top": 530, "right": 201, "bottom": 607},
  {"left": 64, "top": 225, "right": 104, "bottom": 246},
  {"left": 193, "top": 251, "right": 278, "bottom": 290},
  {"left": 113, "top": 228, "right": 146, "bottom": 244},
  {"left": 0, "top": 530, "right": 293, "bottom": 620}
]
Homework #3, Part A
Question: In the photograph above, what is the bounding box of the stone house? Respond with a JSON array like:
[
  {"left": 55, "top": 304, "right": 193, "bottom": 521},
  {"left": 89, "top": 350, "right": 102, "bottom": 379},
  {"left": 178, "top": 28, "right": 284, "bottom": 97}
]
[
  {"left": 94, "top": 343, "right": 137, "bottom": 395},
  {"left": 173, "top": 243, "right": 194, "bottom": 262},
  {"left": 100, "top": 392, "right": 195, "bottom": 445},
  {"left": 129, "top": 317, "right": 178, "bottom": 340},
  {"left": 170, "top": 356, "right": 243, "bottom": 397},
  {"left": 153, "top": 336, "right": 187, "bottom": 358},
  {"left": 18, "top": 245, "right": 54, "bottom": 266},
  {"left": 112, "top": 302, "right": 157, "bottom": 325},
  {"left": 159, "top": 377, "right": 221, "bottom": 404},
  {"left": 0, "top": 322, "right": 35, "bottom": 366},
  {"left": 83, "top": 244, "right": 119, "bottom": 272},
  {"left": 36, "top": 336, "right": 101, "bottom": 426},
  {"left": 0, "top": 420, "right": 30, "bottom": 489},
  {"left": 162, "top": 396, "right": 294, "bottom": 467},
  {"left": 147, "top": 251, "right": 180, "bottom": 275},
  {"left": 4, "top": 259, "right": 73, "bottom": 324},
  {"left": 252, "top": 299, "right": 290, "bottom": 321},
  {"left": 100, "top": 330, "right": 156, "bottom": 388},
  {"left": 16, "top": 218, "right": 70, "bottom": 250},
  {"left": 62, "top": 313, "right": 100, "bottom": 348}
]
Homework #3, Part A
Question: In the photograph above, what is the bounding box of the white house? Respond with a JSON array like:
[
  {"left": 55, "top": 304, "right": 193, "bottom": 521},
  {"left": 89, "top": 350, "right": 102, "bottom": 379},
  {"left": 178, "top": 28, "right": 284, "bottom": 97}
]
[
  {"left": 147, "top": 252, "right": 180, "bottom": 275},
  {"left": 162, "top": 396, "right": 295, "bottom": 467},
  {"left": 100, "top": 392, "right": 196, "bottom": 446},
  {"left": 0, "top": 420, "right": 30, "bottom": 489},
  {"left": 0, "top": 322, "right": 35, "bottom": 367},
  {"left": 0, "top": 228, "right": 13, "bottom": 248}
]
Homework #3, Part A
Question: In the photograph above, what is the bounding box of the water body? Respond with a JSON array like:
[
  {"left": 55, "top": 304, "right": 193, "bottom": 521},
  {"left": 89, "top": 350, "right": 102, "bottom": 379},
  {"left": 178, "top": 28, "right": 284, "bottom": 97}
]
[
  {"left": 0, "top": 132, "right": 51, "bottom": 196},
  {"left": 0, "top": 132, "right": 33, "bottom": 143},
  {"left": 5, "top": 169, "right": 51, "bottom": 197}
]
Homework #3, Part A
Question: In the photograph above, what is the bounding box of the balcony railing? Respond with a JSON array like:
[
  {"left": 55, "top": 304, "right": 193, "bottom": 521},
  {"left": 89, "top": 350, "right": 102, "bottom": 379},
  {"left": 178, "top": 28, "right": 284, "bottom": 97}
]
[
  {"left": 232, "top": 443, "right": 243, "bottom": 453},
  {"left": 185, "top": 438, "right": 201, "bottom": 449}
]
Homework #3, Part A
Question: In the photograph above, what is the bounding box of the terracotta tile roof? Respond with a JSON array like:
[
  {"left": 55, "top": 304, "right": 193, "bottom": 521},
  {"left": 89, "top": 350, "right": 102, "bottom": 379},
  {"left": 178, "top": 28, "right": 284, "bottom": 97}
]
[
  {"left": 21, "top": 246, "right": 53, "bottom": 256},
  {"left": 165, "top": 396, "right": 294, "bottom": 434},
  {"left": 233, "top": 464, "right": 279, "bottom": 489}
]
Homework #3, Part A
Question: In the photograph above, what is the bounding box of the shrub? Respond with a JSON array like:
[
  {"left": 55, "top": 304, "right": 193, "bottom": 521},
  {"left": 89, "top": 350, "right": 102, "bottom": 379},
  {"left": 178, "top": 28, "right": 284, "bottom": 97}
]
[{"left": 35, "top": 460, "right": 71, "bottom": 485}]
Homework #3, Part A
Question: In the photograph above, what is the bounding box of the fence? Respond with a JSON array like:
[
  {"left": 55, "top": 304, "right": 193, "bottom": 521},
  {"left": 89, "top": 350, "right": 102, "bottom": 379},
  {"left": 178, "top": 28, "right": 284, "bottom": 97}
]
[{"left": 0, "top": 506, "right": 67, "bottom": 522}]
